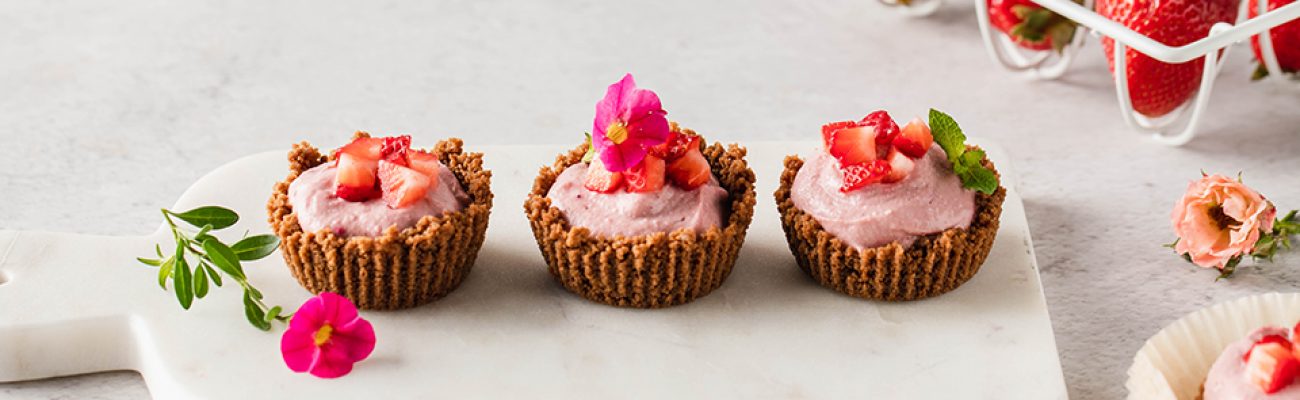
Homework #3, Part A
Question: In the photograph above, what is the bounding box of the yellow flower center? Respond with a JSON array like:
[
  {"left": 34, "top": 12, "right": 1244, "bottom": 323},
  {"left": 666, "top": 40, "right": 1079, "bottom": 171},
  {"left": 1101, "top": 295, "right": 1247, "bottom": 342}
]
[
  {"left": 314, "top": 324, "right": 333, "bottom": 346},
  {"left": 606, "top": 123, "right": 629, "bottom": 144}
]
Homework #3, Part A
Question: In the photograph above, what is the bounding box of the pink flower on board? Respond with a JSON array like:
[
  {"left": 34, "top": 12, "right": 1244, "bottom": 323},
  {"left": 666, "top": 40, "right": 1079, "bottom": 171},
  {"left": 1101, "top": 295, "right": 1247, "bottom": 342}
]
[
  {"left": 1171, "top": 174, "right": 1276, "bottom": 270},
  {"left": 592, "top": 73, "right": 670, "bottom": 172},
  {"left": 281, "top": 292, "right": 376, "bottom": 378}
]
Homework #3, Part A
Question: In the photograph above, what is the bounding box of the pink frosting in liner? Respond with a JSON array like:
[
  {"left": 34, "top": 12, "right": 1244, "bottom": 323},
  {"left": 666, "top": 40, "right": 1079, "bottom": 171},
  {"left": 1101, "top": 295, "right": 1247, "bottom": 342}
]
[
  {"left": 1204, "top": 327, "right": 1300, "bottom": 400},
  {"left": 545, "top": 162, "right": 728, "bottom": 238},
  {"left": 288, "top": 161, "right": 468, "bottom": 237},
  {"left": 790, "top": 145, "right": 975, "bottom": 249}
]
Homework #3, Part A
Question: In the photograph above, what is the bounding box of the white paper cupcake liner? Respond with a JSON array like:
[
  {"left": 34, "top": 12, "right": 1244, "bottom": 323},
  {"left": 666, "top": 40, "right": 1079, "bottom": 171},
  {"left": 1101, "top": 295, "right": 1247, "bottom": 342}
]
[{"left": 1126, "top": 292, "right": 1300, "bottom": 400}]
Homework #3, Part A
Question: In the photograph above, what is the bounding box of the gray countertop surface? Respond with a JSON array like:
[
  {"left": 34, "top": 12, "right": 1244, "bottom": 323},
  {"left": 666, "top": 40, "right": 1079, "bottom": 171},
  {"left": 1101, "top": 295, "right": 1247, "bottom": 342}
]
[{"left": 2, "top": 1, "right": 1298, "bottom": 399}]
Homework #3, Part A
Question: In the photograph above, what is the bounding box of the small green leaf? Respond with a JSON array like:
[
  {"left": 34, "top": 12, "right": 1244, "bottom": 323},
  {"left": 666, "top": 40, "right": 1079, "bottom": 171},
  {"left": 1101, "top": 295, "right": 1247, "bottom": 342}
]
[
  {"left": 202, "top": 263, "right": 223, "bottom": 287},
  {"left": 155, "top": 244, "right": 164, "bottom": 258},
  {"left": 928, "top": 109, "right": 966, "bottom": 162},
  {"left": 194, "top": 224, "right": 214, "bottom": 242},
  {"left": 174, "top": 253, "right": 194, "bottom": 310},
  {"left": 137, "top": 257, "right": 162, "bottom": 267},
  {"left": 158, "top": 257, "right": 174, "bottom": 289},
  {"left": 202, "top": 238, "right": 246, "bottom": 280},
  {"left": 959, "top": 167, "right": 999, "bottom": 195},
  {"left": 243, "top": 291, "right": 271, "bottom": 331},
  {"left": 231, "top": 234, "right": 280, "bottom": 261},
  {"left": 193, "top": 264, "right": 210, "bottom": 299},
  {"left": 248, "top": 286, "right": 264, "bottom": 300},
  {"left": 169, "top": 206, "right": 239, "bottom": 230},
  {"left": 581, "top": 132, "right": 596, "bottom": 163},
  {"left": 265, "top": 306, "right": 283, "bottom": 323}
]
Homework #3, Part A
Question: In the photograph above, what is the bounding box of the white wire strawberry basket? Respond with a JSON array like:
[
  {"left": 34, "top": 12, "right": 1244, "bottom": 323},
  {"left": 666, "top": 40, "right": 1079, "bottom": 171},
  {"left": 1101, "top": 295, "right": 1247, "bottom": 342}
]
[{"left": 882, "top": 0, "right": 1300, "bottom": 145}]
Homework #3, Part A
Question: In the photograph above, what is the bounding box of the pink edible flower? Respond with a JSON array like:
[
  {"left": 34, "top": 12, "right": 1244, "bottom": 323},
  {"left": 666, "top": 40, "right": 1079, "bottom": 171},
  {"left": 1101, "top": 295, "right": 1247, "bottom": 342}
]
[
  {"left": 592, "top": 73, "right": 670, "bottom": 172},
  {"left": 1170, "top": 174, "right": 1276, "bottom": 270},
  {"left": 281, "top": 292, "right": 376, "bottom": 379}
]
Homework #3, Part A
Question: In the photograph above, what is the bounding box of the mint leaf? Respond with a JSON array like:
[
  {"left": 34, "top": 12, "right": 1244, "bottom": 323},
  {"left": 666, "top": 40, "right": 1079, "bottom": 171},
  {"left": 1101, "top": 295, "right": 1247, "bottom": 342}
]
[
  {"left": 928, "top": 108, "right": 998, "bottom": 194},
  {"left": 928, "top": 109, "right": 966, "bottom": 162},
  {"left": 960, "top": 166, "right": 999, "bottom": 194}
]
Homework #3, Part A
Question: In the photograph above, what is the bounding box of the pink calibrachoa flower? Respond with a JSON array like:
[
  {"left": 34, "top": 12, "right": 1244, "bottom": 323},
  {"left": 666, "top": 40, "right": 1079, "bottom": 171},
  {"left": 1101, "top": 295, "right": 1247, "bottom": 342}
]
[
  {"left": 1171, "top": 174, "right": 1276, "bottom": 271},
  {"left": 281, "top": 292, "right": 376, "bottom": 378},
  {"left": 592, "top": 73, "right": 670, "bottom": 172}
]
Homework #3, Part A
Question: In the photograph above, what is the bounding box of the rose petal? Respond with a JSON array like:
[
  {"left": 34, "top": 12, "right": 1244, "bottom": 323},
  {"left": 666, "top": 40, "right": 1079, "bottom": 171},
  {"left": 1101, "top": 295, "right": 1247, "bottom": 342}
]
[{"left": 281, "top": 329, "right": 319, "bottom": 373}]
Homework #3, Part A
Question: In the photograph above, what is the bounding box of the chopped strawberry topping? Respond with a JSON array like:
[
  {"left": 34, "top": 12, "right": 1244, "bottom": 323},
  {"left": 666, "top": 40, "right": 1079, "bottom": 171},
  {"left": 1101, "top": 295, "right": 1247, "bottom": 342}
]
[
  {"left": 894, "top": 117, "right": 935, "bottom": 158},
  {"left": 335, "top": 136, "right": 385, "bottom": 165},
  {"left": 381, "top": 135, "right": 412, "bottom": 166},
  {"left": 334, "top": 152, "right": 379, "bottom": 201},
  {"left": 584, "top": 157, "right": 624, "bottom": 193},
  {"left": 821, "top": 120, "right": 859, "bottom": 149},
  {"left": 666, "top": 148, "right": 711, "bottom": 190},
  {"left": 407, "top": 150, "right": 440, "bottom": 177},
  {"left": 649, "top": 130, "right": 702, "bottom": 161},
  {"left": 1246, "top": 335, "right": 1296, "bottom": 362},
  {"left": 1247, "top": 341, "right": 1300, "bottom": 394},
  {"left": 826, "top": 126, "right": 878, "bottom": 166},
  {"left": 883, "top": 148, "right": 915, "bottom": 184},
  {"left": 861, "top": 110, "right": 900, "bottom": 146},
  {"left": 839, "top": 160, "right": 891, "bottom": 192},
  {"left": 378, "top": 159, "right": 433, "bottom": 209},
  {"left": 624, "top": 154, "right": 666, "bottom": 193}
]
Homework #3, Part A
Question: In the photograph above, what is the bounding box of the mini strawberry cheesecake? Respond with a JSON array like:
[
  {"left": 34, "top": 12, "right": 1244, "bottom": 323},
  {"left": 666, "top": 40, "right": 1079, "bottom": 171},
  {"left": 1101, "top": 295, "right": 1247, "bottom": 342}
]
[
  {"left": 775, "top": 109, "right": 1006, "bottom": 301},
  {"left": 268, "top": 132, "right": 492, "bottom": 310},
  {"left": 1203, "top": 323, "right": 1300, "bottom": 399},
  {"left": 524, "top": 74, "right": 756, "bottom": 308}
]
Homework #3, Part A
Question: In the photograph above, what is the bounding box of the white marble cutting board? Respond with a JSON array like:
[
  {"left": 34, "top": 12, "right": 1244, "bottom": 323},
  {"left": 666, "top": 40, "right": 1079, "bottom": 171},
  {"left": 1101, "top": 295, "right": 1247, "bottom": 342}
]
[{"left": 0, "top": 141, "right": 1065, "bottom": 399}]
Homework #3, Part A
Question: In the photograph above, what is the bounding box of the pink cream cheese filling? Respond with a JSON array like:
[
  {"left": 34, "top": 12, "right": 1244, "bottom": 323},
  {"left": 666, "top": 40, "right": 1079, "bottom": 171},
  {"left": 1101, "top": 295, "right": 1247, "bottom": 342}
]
[
  {"left": 546, "top": 162, "right": 729, "bottom": 238},
  {"left": 791, "top": 145, "right": 975, "bottom": 249},
  {"left": 1204, "top": 327, "right": 1300, "bottom": 400},
  {"left": 288, "top": 162, "right": 468, "bottom": 237}
]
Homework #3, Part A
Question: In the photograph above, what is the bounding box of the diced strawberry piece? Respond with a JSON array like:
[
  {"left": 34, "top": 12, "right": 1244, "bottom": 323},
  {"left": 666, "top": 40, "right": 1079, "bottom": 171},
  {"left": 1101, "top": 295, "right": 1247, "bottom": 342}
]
[
  {"left": 821, "top": 120, "right": 860, "bottom": 149},
  {"left": 378, "top": 159, "right": 433, "bottom": 209},
  {"left": 894, "top": 117, "right": 935, "bottom": 158},
  {"left": 381, "top": 135, "right": 412, "bottom": 166},
  {"left": 827, "top": 126, "right": 878, "bottom": 166},
  {"left": 408, "top": 150, "right": 441, "bottom": 177},
  {"left": 1246, "top": 335, "right": 1295, "bottom": 362},
  {"left": 1247, "top": 342, "right": 1300, "bottom": 394},
  {"left": 666, "top": 148, "right": 712, "bottom": 190},
  {"left": 583, "top": 157, "right": 624, "bottom": 193},
  {"left": 861, "top": 110, "right": 900, "bottom": 146},
  {"left": 649, "top": 130, "right": 702, "bottom": 161},
  {"left": 624, "top": 154, "right": 666, "bottom": 193},
  {"left": 335, "top": 136, "right": 385, "bottom": 164},
  {"left": 883, "top": 148, "right": 915, "bottom": 183},
  {"left": 334, "top": 152, "right": 379, "bottom": 202},
  {"left": 839, "top": 160, "right": 892, "bottom": 192}
]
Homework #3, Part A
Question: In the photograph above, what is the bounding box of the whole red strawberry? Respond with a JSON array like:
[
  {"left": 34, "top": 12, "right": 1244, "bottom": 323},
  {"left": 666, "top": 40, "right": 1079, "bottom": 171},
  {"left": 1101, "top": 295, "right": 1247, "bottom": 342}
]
[
  {"left": 1249, "top": 0, "right": 1300, "bottom": 79},
  {"left": 1097, "top": 0, "right": 1239, "bottom": 117},
  {"left": 988, "top": 0, "right": 1079, "bottom": 52}
]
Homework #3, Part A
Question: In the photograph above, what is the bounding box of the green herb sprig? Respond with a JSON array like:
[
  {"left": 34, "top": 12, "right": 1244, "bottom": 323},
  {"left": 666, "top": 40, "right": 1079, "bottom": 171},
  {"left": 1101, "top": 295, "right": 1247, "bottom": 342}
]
[
  {"left": 929, "top": 109, "right": 999, "bottom": 194},
  {"left": 136, "top": 206, "right": 288, "bottom": 331}
]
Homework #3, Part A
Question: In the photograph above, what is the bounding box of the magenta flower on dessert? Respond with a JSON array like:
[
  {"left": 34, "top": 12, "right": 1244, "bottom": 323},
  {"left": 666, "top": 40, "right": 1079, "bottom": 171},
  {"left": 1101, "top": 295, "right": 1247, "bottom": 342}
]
[
  {"left": 281, "top": 292, "right": 376, "bottom": 378},
  {"left": 592, "top": 73, "right": 670, "bottom": 172}
]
